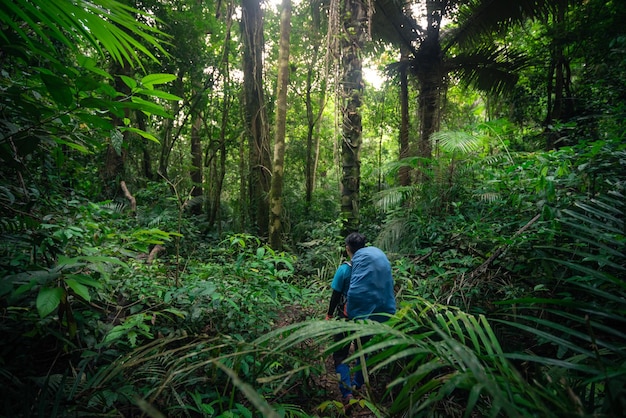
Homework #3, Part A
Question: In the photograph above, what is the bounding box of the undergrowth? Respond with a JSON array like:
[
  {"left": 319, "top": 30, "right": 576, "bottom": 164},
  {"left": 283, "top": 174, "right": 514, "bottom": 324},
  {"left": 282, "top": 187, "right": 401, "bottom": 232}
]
[{"left": 1, "top": 139, "right": 624, "bottom": 417}]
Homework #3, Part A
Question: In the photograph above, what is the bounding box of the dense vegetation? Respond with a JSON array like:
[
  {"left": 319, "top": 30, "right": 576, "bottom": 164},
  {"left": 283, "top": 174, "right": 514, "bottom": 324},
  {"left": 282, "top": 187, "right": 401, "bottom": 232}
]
[{"left": 1, "top": 0, "right": 624, "bottom": 417}]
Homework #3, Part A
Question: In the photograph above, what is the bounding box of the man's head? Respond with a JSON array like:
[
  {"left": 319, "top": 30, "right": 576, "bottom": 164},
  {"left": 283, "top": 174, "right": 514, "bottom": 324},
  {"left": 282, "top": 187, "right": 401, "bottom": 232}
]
[{"left": 345, "top": 232, "right": 366, "bottom": 256}]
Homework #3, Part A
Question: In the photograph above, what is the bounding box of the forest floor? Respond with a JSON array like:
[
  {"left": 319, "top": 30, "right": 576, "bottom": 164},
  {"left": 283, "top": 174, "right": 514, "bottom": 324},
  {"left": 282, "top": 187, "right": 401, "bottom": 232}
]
[{"left": 274, "top": 304, "right": 388, "bottom": 417}]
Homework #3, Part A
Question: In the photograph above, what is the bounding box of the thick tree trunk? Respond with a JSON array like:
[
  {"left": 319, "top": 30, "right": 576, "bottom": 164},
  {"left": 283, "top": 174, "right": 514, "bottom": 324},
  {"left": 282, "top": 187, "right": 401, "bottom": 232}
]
[
  {"left": 241, "top": 0, "right": 271, "bottom": 237},
  {"left": 417, "top": 76, "right": 438, "bottom": 159},
  {"left": 414, "top": 3, "right": 443, "bottom": 177},
  {"left": 269, "top": 0, "right": 291, "bottom": 250},
  {"left": 340, "top": 0, "right": 368, "bottom": 234}
]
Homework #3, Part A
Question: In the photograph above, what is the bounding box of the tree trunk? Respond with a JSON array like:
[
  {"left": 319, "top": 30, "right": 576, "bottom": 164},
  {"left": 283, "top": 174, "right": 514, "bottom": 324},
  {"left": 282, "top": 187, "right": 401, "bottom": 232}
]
[
  {"left": 137, "top": 111, "right": 155, "bottom": 180},
  {"left": 207, "top": 1, "right": 234, "bottom": 233},
  {"left": 190, "top": 113, "right": 203, "bottom": 215},
  {"left": 414, "top": 1, "right": 446, "bottom": 182},
  {"left": 269, "top": 0, "right": 292, "bottom": 250},
  {"left": 241, "top": 0, "right": 271, "bottom": 237},
  {"left": 414, "top": 2, "right": 444, "bottom": 179},
  {"left": 398, "top": 48, "right": 411, "bottom": 186},
  {"left": 102, "top": 61, "right": 131, "bottom": 198},
  {"left": 545, "top": 5, "right": 575, "bottom": 150},
  {"left": 305, "top": 60, "right": 316, "bottom": 206},
  {"left": 340, "top": 0, "right": 368, "bottom": 234},
  {"left": 158, "top": 72, "right": 184, "bottom": 178},
  {"left": 304, "top": 0, "right": 327, "bottom": 207}
]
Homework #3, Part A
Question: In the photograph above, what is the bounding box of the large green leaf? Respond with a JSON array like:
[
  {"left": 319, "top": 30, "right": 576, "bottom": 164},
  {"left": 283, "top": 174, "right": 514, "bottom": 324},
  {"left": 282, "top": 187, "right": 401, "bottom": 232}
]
[
  {"left": 40, "top": 73, "right": 74, "bottom": 107},
  {"left": 36, "top": 286, "right": 64, "bottom": 318}
]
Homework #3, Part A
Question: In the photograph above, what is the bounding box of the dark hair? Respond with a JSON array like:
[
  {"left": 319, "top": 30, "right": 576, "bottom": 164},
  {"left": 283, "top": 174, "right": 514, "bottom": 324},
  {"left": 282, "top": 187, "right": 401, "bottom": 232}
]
[{"left": 345, "top": 232, "right": 366, "bottom": 253}]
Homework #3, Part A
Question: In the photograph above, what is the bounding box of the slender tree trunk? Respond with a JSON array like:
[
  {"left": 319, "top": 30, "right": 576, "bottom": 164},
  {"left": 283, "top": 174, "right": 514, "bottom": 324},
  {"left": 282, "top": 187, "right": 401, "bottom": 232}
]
[
  {"left": 305, "top": 62, "right": 316, "bottom": 205},
  {"left": 304, "top": 0, "right": 327, "bottom": 207},
  {"left": 269, "top": 0, "right": 291, "bottom": 250},
  {"left": 545, "top": 5, "right": 574, "bottom": 150},
  {"left": 398, "top": 49, "right": 411, "bottom": 186},
  {"left": 207, "top": 0, "right": 234, "bottom": 232},
  {"left": 340, "top": 0, "right": 368, "bottom": 234},
  {"left": 241, "top": 0, "right": 271, "bottom": 237},
  {"left": 239, "top": 134, "right": 246, "bottom": 232},
  {"left": 190, "top": 113, "right": 203, "bottom": 214},
  {"left": 136, "top": 111, "right": 155, "bottom": 180},
  {"left": 159, "top": 71, "right": 184, "bottom": 178},
  {"left": 102, "top": 61, "right": 131, "bottom": 198}
]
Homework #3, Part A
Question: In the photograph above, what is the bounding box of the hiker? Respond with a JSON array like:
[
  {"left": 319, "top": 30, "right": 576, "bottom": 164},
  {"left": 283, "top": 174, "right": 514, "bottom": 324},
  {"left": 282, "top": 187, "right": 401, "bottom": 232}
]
[{"left": 326, "top": 232, "right": 396, "bottom": 404}]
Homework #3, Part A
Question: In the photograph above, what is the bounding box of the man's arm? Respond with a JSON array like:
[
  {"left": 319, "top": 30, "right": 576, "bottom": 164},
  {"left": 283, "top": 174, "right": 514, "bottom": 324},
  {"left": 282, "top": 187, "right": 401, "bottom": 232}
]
[{"left": 326, "top": 289, "right": 342, "bottom": 319}]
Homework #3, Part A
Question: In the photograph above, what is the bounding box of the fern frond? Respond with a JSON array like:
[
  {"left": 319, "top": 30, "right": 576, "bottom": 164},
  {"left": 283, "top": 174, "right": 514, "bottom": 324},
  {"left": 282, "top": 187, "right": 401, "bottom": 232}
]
[
  {"left": 377, "top": 218, "right": 412, "bottom": 251},
  {"left": 373, "top": 186, "right": 414, "bottom": 212},
  {"left": 99, "top": 201, "right": 127, "bottom": 214},
  {"left": 474, "top": 192, "right": 500, "bottom": 202}
]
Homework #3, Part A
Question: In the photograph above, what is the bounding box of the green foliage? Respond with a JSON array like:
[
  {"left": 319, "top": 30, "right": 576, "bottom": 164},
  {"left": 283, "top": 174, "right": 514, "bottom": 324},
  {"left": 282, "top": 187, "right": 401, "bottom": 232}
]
[{"left": 1, "top": 0, "right": 167, "bottom": 67}]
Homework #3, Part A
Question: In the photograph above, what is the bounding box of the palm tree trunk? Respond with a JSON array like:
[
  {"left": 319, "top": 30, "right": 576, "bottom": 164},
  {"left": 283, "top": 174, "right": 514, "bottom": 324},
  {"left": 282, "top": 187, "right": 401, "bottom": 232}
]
[{"left": 414, "top": 1, "right": 444, "bottom": 179}]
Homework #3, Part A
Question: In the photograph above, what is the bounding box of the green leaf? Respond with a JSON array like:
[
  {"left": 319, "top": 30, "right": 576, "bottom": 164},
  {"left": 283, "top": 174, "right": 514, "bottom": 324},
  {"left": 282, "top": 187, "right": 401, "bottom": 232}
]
[
  {"left": 67, "top": 273, "right": 102, "bottom": 289},
  {"left": 41, "top": 73, "right": 74, "bottom": 107},
  {"left": 136, "top": 88, "right": 182, "bottom": 101},
  {"left": 141, "top": 73, "right": 177, "bottom": 87},
  {"left": 129, "top": 96, "right": 172, "bottom": 118},
  {"left": 120, "top": 127, "right": 160, "bottom": 143},
  {"left": 56, "top": 255, "right": 129, "bottom": 270},
  {"left": 36, "top": 287, "right": 64, "bottom": 318},
  {"left": 76, "top": 55, "right": 113, "bottom": 79},
  {"left": 65, "top": 278, "right": 91, "bottom": 302},
  {"left": 54, "top": 138, "right": 90, "bottom": 153},
  {"left": 119, "top": 75, "right": 137, "bottom": 90}
]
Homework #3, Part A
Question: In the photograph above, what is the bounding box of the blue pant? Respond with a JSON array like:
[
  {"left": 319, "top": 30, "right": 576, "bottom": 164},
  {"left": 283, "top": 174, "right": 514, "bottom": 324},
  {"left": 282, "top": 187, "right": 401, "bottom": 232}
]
[{"left": 333, "top": 333, "right": 370, "bottom": 398}]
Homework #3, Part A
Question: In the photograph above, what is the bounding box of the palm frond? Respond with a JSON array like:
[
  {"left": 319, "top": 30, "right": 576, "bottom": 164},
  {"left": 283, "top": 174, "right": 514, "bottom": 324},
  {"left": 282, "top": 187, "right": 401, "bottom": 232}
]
[
  {"left": 447, "top": 0, "right": 569, "bottom": 50},
  {"left": 371, "top": 0, "right": 423, "bottom": 51},
  {"left": 1, "top": 0, "right": 168, "bottom": 67},
  {"left": 495, "top": 185, "right": 626, "bottom": 413},
  {"left": 431, "top": 131, "right": 481, "bottom": 155},
  {"left": 376, "top": 217, "right": 412, "bottom": 251},
  {"left": 373, "top": 186, "right": 413, "bottom": 212},
  {"left": 448, "top": 46, "right": 528, "bottom": 95},
  {"left": 253, "top": 301, "right": 564, "bottom": 417}
]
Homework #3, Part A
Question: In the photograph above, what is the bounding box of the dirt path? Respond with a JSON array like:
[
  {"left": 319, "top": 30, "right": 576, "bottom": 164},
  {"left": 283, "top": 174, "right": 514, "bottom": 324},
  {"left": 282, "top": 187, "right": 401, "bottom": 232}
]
[{"left": 272, "top": 303, "right": 386, "bottom": 417}]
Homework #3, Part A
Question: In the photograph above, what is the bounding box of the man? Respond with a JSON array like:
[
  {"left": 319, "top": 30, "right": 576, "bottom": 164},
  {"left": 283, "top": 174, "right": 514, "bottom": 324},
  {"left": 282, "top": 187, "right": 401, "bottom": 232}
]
[{"left": 326, "top": 232, "right": 396, "bottom": 404}]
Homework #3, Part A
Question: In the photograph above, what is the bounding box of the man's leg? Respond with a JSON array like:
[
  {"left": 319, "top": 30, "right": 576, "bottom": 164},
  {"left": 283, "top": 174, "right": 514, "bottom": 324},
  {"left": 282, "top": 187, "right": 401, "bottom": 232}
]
[
  {"left": 351, "top": 335, "right": 372, "bottom": 390},
  {"left": 332, "top": 332, "right": 353, "bottom": 398}
]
